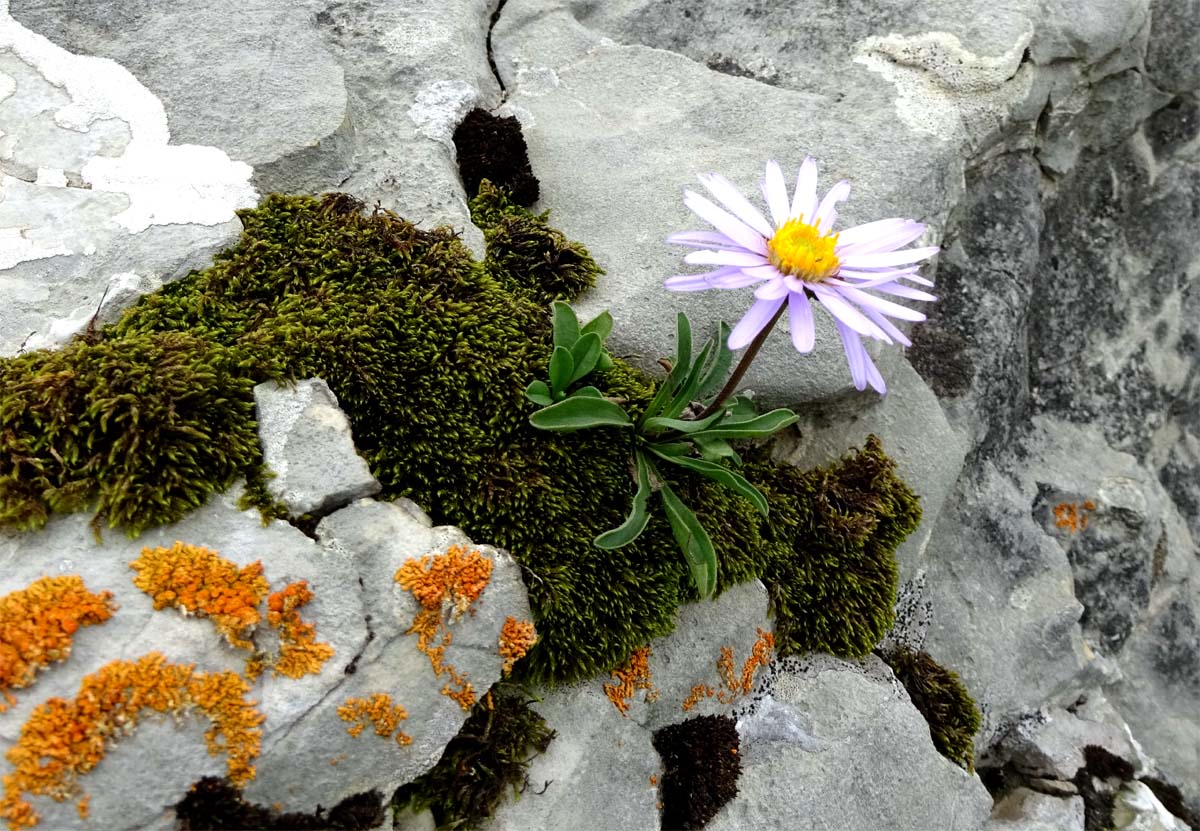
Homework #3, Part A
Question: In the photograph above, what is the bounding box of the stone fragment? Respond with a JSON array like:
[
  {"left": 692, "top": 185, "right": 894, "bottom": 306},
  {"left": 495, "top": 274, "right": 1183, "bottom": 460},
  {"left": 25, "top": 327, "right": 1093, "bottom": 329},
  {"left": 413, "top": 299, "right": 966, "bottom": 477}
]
[
  {"left": 706, "top": 655, "right": 992, "bottom": 830},
  {"left": 989, "top": 700, "right": 1138, "bottom": 781},
  {"left": 1113, "top": 781, "right": 1190, "bottom": 831},
  {"left": 255, "top": 378, "right": 381, "bottom": 518},
  {"left": 989, "top": 788, "right": 1085, "bottom": 831}
]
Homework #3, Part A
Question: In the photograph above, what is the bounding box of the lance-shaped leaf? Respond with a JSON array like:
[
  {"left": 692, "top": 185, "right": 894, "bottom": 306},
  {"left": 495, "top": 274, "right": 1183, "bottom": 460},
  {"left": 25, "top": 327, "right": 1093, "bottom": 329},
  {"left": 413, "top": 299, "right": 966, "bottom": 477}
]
[
  {"left": 659, "top": 480, "right": 718, "bottom": 599},
  {"left": 692, "top": 436, "right": 740, "bottom": 463},
  {"left": 548, "top": 345, "right": 574, "bottom": 398},
  {"left": 594, "top": 451, "right": 653, "bottom": 549},
  {"left": 525, "top": 380, "right": 553, "bottom": 406},
  {"left": 569, "top": 332, "right": 603, "bottom": 384},
  {"left": 650, "top": 450, "right": 768, "bottom": 516},
  {"left": 570, "top": 386, "right": 604, "bottom": 398},
  {"left": 529, "top": 396, "right": 632, "bottom": 432},
  {"left": 580, "top": 310, "right": 614, "bottom": 342},
  {"left": 697, "top": 322, "right": 734, "bottom": 403},
  {"left": 552, "top": 301, "right": 580, "bottom": 350},
  {"left": 641, "top": 408, "right": 726, "bottom": 436},
  {"left": 689, "top": 408, "right": 799, "bottom": 440},
  {"left": 664, "top": 337, "right": 716, "bottom": 419}
]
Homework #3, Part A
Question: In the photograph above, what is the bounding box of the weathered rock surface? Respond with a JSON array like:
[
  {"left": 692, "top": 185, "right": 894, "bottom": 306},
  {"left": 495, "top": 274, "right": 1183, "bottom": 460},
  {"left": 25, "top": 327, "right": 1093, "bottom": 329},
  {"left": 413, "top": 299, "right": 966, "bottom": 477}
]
[
  {"left": 0, "top": 491, "right": 531, "bottom": 828},
  {"left": 708, "top": 654, "right": 992, "bottom": 831},
  {"left": 255, "top": 378, "right": 381, "bottom": 518},
  {"left": 989, "top": 788, "right": 1085, "bottom": 831}
]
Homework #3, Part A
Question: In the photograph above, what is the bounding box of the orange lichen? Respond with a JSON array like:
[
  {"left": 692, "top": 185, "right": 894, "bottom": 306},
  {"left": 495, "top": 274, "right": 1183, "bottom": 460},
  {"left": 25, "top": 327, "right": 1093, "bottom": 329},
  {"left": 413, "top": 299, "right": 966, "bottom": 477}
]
[
  {"left": 129, "top": 542, "right": 268, "bottom": 650},
  {"left": 0, "top": 652, "right": 263, "bottom": 830},
  {"left": 75, "top": 796, "right": 88, "bottom": 821},
  {"left": 681, "top": 683, "right": 716, "bottom": 712},
  {"left": 681, "top": 629, "right": 775, "bottom": 711},
  {"left": 603, "top": 646, "right": 656, "bottom": 716},
  {"left": 1053, "top": 500, "right": 1096, "bottom": 534},
  {"left": 265, "top": 581, "right": 334, "bottom": 679},
  {"left": 717, "top": 628, "right": 775, "bottom": 703},
  {"left": 498, "top": 617, "right": 537, "bottom": 675},
  {"left": 395, "top": 546, "right": 495, "bottom": 711},
  {"left": 0, "top": 576, "right": 116, "bottom": 712},
  {"left": 395, "top": 544, "right": 493, "bottom": 619},
  {"left": 649, "top": 775, "right": 658, "bottom": 787},
  {"left": 337, "top": 693, "right": 412, "bottom": 746}
]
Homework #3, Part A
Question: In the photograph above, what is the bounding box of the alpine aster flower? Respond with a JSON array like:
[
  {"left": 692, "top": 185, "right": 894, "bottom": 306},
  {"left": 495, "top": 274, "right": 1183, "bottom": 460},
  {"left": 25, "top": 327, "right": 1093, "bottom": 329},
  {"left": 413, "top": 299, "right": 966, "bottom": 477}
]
[{"left": 666, "top": 159, "right": 938, "bottom": 394}]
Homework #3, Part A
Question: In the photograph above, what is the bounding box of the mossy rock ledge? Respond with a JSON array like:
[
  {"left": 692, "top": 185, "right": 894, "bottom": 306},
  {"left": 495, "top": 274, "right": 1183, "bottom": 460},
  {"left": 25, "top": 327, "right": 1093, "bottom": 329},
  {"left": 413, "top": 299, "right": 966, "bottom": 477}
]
[{"left": 0, "top": 188, "right": 958, "bottom": 830}]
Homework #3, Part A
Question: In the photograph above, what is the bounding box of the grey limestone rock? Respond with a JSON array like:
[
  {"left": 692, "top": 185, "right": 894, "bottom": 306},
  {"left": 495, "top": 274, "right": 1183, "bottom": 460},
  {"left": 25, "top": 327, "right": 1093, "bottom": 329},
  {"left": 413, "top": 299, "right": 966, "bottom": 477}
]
[
  {"left": 988, "top": 788, "right": 1086, "bottom": 831},
  {"left": 0, "top": 490, "right": 531, "bottom": 826},
  {"left": 707, "top": 654, "right": 993, "bottom": 831},
  {"left": 255, "top": 378, "right": 381, "bottom": 518}
]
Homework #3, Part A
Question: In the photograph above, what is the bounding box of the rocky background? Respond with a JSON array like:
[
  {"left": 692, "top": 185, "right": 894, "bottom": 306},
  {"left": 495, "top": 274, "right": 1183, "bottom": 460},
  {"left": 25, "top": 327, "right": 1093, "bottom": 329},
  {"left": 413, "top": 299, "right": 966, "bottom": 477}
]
[{"left": 1, "top": 0, "right": 1198, "bottom": 829}]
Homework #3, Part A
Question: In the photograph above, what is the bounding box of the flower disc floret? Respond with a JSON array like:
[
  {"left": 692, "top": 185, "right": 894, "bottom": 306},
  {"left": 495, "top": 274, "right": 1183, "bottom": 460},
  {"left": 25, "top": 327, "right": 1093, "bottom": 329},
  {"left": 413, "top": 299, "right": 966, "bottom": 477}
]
[
  {"left": 766, "top": 219, "right": 839, "bottom": 281},
  {"left": 667, "top": 158, "right": 939, "bottom": 394}
]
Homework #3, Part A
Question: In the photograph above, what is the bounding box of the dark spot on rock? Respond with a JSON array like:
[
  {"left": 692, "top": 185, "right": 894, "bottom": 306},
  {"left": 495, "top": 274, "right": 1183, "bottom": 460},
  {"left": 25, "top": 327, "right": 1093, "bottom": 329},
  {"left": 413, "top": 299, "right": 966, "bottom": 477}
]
[
  {"left": 176, "top": 777, "right": 384, "bottom": 830},
  {"left": 1146, "top": 95, "right": 1200, "bottom": 160},
  {"left": 452, "top": 108, "right": 539, "bottom": 207},
  {"left": 1083, "top": 744, "right": 1135, "bottom": 781},
  {"left": 652, "top": 714, "right": 742, "bottom": 830}
]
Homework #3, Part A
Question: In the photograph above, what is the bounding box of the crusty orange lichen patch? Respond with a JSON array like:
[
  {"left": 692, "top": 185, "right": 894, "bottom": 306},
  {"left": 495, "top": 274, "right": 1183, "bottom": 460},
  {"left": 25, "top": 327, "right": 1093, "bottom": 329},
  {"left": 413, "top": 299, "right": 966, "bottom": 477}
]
[
  {"left": 0, "top": 576, "right": 116, "bottom": 712},
  {"left": 682, "top": 629, "right": 775, "bottom": 711},
  {"left": 1053, "top": 500, "right": 1096, "bottom": 534},
  {"left": 74, "top": 796, "right": 88, "bottom": 821},
  {"left": 266, "top": 581, "right": 334, "bottom": 679},
  {"left": 337, "top": 693, "right": 412, "bottom": 746},
  {"left": 498, "top": 616, "right": 537, "bottom": 676},
  {"left": 604, "top": 646, "right": 657, "bottom": 716},
  {"left": 0, "top": 652, "right": 264, "bottom": 830},
  {"left": 395, "top": 544, "right": 493, "bottom": 620},
  {"left": 130, "top": 542, "right": 268, "bottom": 650},
  {"left": 395, "top": 546, "right": 495, "bottom": 711}
]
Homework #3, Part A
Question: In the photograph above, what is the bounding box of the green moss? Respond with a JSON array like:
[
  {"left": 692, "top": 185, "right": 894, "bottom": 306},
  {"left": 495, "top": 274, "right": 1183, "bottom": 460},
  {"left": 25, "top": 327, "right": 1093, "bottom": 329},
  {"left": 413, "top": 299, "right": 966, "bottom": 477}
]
[
  {"left": 470, "top": 181, "right": 603, "bottom": 307},
  {"left": 882, "top": 647, "right": 981, "bottom": 771},
  {"left": 0, "top": 188, "right": 921, "bottom": 685},
  {"left": 0, "top": 332, "right": 260, "bottom": 538},
  {"left": 746, "top": 435, "right": 921, "bottom": 659},
  {"left": 391, "top": 685, "right": 555, "bottom": 830}
]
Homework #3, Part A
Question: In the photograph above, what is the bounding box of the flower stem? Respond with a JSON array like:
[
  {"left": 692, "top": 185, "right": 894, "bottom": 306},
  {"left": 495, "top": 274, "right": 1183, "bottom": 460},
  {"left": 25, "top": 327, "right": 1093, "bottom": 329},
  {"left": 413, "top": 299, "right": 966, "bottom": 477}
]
[{"left": 694, "top": 302, "right": 787, "bottom": 420}]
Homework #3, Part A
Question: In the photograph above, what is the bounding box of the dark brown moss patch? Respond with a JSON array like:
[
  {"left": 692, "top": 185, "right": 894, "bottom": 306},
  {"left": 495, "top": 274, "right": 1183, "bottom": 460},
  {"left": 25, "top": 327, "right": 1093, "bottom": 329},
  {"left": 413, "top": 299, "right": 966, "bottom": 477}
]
[
  {"left": 1140, "top": 776, "right": 1199, "bottom": 830},
  {"left": 881, "top": 647, "right": 980, "bottom": 771},
  {"left": 175, "top": 777, "right": 383, "bottom": 830},
  {"left": 652, "top": 714, "right": 741, "bottom": 830},
  {"left": 391, "top": 685, "right": 555, "bottom": 830},
  {"left": 453, "top": 108, "right": 539, "bottom": 206},
  {"left": 1083, "top": 745, "right": 1135, "bottom": 781}
]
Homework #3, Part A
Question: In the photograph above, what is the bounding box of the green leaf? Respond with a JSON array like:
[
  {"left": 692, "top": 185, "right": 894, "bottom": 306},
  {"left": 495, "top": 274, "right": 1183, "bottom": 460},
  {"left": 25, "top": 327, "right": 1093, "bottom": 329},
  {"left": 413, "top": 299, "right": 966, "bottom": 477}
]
[
  {"left": 594, "top": 451, "right": 653, "bottom": 549},
  {"left": 659, "top": 481, "right": 718, "bottom": 599},
  {"left": 693, "top": 436, "right": 740, "bottom": 463},
  {"left": 650, "top": 451, "right": 769, "bottom": 516},
  {"left": 597, "top": 353, "right": 615, "bottom": 372},
  {"left": 670, "top": 312, "right": 692, "bottom": 388},
  {"left": 697, "top": 322, "right": 734, "bottom": 402},
  {"left": 570, "top": 386, "right": 604, "bottom": 398},
  {"left": 569, "top": 332, "right": 602, "bottom": 383},
  {"left": 641, "top": 409, "right": 726, "bottom": 435},
  {"left": 664, "top": 338, "right": 715, "bottom": 419},
  {"left": 552, "top": 301, "right": 580, "bottom": 350},
  {"left": 647, "top": 442, "right": 692, "bottom": 457},
  {"left": 525, "top": 380, "right": 553, "bottom": 406},
  {"left": 529, "top": 396, "right": 632, "bottom": 432},
  {"left": 580, "top": 310, "right": 614, "bottom": 342},
  {"left": 689, "top": 408, "right": 799, "bottom": 440},
  {"left": 639, "top": 373, "right": 678, "bottom": 426},
  {"left": 548, "top": 346, "right": 574, "bottom": 397}
]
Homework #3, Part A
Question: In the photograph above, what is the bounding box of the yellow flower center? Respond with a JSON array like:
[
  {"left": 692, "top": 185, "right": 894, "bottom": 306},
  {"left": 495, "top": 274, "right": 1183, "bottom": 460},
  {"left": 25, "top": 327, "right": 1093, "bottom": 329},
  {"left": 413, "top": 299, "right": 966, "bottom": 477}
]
[{"left": 766, "top": 219, "right": 840, "bottom": 282}]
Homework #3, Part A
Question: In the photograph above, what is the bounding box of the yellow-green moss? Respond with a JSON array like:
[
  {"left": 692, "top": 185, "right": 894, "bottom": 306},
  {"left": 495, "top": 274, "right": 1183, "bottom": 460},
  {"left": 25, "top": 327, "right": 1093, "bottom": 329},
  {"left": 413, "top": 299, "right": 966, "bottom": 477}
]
[
  {"left": 882, "top": 647, "right": 981, "bottom": 771},
  {"left": 0, "top": 185, "right": 921, "bottom": 684}
]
